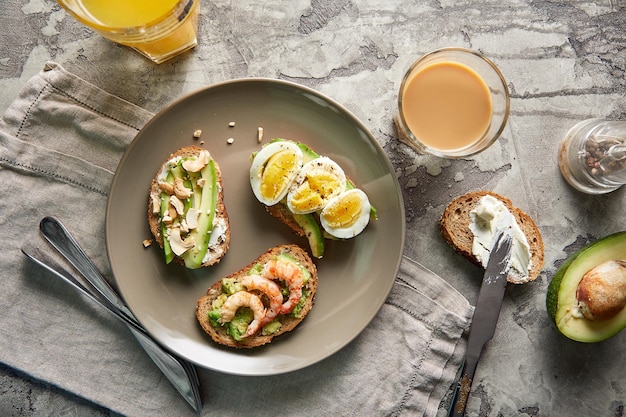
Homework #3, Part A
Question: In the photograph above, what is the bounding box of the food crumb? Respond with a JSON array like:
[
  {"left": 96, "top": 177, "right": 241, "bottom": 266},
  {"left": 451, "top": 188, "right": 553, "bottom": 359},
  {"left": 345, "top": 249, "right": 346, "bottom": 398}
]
[
  {"left": 227, "top": 138, "right": 235, "bottom": 144},
  {"left": 193, "top": 129, "right": 202, "bottom": 139},
  {"left": 143, "top": 239, "right": 153, "bottom": 248},
  {"left": 228, "top": 121, "right": 236, "bottom": 127},
  {"left": 200, "top": 140, "right": 205, "bottom": 145},
  {"left": 257, "top": 126, "right": 264, "bottom": 143}
]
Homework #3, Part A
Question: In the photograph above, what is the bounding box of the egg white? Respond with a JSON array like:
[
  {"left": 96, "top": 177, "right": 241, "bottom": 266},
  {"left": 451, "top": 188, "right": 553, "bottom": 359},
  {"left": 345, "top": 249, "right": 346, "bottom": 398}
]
[
  {"left": 287, "top": 156, "right": 347, "bottom": 214},
  {"left": 250, "top": 141, "right": 304, "bottom": 206},
  {"left": 320, "top": 188, "right": 371, "bottom": 239}
]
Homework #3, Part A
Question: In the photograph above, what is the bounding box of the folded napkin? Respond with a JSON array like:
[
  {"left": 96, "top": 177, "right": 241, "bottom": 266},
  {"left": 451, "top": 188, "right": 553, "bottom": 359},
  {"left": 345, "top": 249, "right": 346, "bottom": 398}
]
[{"left": 0, "top": 62, "right": 473, "bottom": 417}]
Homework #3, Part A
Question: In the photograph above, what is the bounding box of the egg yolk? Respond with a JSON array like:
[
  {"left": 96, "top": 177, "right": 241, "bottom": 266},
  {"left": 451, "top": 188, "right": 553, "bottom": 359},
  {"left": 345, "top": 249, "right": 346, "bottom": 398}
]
[
  {"left": 323, "top": 193, "right": 362, "bottom": 227},
  {"left": 260, "top": 150, "right": 299, "bottom": 201},
  {"left": 290, "top": 171, "right": 342, "bottom": 212}
]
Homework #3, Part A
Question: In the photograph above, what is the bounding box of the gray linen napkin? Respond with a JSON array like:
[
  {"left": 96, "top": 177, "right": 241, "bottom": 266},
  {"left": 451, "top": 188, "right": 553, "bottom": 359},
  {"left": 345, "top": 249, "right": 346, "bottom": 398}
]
[{"left": 0, "top": 62, "right": 473, "bottom": 417}]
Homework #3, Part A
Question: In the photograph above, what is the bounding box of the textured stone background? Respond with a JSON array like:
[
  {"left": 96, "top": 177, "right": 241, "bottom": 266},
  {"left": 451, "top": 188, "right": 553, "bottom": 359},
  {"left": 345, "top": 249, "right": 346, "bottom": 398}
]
[{"left": 2, "top": 0, "right": 626, "bottom": 416}]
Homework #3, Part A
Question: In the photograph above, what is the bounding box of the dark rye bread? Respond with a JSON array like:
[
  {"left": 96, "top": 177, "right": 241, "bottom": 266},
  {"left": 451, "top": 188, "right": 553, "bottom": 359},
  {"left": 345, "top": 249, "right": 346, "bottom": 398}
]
[
  {"left": 148, "top": 145, "right": 230, "bottom": 267},
  {"left": 196, "top": 244, "right": 318, "bottom": 349},
  {"left": 439, "top": 191, "right": 544, "bottom": 284}
]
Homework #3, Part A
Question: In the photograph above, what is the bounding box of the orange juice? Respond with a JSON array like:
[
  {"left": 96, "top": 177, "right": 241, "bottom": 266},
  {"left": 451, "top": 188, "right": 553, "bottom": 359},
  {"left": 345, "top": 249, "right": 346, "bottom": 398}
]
[
  {"left": 81, "top": 0, "right": 179, "bottom": 27},
  {"left": 57, "top": 0, "right": 199, "bottom": 63},
  {"left": 401, "top": 61, "right": 492, "bottom": 152}
]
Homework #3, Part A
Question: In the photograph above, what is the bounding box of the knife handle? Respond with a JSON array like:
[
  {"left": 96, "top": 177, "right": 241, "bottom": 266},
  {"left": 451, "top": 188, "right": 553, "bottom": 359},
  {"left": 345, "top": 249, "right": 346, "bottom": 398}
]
[{"left": 447, "top": 360, "right": 478, "bottom": 417}]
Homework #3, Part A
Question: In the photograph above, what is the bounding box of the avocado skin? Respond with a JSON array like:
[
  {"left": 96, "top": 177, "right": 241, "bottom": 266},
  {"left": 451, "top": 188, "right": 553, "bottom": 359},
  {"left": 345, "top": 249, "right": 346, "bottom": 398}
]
[{"left": 547, "top": 231, "right": 626, "bottom": 342}]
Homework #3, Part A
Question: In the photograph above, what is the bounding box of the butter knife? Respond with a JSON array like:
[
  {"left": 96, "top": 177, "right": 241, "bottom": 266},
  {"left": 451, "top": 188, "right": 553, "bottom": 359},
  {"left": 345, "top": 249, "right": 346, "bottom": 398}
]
[
  {"left": 448, "top": 231, "right": 512, "bottom": 417},
  {"left": 38, "top": 216, "right": 203, "bottom": 415}
]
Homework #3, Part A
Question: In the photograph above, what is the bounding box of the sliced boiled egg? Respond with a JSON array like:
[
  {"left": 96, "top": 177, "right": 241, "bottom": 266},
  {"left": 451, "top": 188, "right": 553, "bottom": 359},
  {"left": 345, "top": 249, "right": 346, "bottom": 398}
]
[
  {"left": 287, "top": 157, "right": 347, "bottom": 214},
  {"left": 320, "top": 188, "right": 371, "bottom": 239},
  {"left": 250, "top": 141, "right": 304, "bottom": 206}
]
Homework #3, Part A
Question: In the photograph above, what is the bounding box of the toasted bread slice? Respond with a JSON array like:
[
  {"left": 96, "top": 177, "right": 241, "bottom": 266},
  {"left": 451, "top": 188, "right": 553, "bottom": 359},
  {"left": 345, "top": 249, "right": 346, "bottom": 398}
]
[
  {"left": 196, "top": 244, "right": 317, "bottom": 349},
  {"left": 148, "top": 146, "right": 230, "bottom": 268},
  {"left": 439, "top": 191, "right": 544, "bottom": 284}
]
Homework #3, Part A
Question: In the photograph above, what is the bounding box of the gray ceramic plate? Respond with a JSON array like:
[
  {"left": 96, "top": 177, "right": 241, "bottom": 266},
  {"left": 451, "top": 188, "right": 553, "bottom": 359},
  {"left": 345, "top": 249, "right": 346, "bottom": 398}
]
[{"left": 106, "top": 79, "right": 405, "bottom": 376}]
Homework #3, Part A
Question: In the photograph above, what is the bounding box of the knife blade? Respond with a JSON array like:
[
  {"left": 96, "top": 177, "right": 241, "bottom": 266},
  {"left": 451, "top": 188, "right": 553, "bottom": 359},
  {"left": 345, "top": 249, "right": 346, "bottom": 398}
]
[{"left": 447, "top": 231, "right": 512, "bottom": 417}]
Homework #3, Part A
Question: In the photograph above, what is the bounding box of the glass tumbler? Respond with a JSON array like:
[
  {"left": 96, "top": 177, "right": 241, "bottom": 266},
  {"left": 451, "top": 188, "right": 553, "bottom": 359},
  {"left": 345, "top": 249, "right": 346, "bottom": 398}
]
[
  {"left": 394, "top": 48, "right": 510, "bottom": 158},
  {"left": 56, "top": 0, "right": 199, "bottom": 64},
  {"left": 559, "top": 119, "right": 626, "bottom": 194}
]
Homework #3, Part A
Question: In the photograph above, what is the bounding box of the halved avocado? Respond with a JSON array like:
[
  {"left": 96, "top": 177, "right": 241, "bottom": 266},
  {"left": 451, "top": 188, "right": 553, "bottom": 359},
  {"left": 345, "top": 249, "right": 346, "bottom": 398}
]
[{"left": 547, "top": 231, "right": 626, "bottom": 342}]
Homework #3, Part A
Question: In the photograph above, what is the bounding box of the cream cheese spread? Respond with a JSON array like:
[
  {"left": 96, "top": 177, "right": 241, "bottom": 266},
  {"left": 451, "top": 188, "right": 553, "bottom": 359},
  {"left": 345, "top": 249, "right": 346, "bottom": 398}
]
[{"left": 469, "top": 195, "right": 532, "bottom": 277}]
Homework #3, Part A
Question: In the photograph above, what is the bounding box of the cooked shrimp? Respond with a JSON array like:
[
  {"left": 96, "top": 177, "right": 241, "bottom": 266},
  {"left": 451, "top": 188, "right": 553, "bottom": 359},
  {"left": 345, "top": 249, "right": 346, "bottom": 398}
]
[
  {"left": 240, "top": 274, "right": 284, "bottom": 325},
  {"left": 262, "top": 259, "right": 304, "bottom": 314},
  {"left": 220, "top": 291, "right": 266, "bottom": 337}
]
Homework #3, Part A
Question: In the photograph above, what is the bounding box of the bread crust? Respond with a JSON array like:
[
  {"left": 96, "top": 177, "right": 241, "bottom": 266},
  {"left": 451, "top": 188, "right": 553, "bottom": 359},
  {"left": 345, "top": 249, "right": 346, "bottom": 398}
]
[
  {"left": 438, "top": 191, "right": 544, "bottom": 284},
  {"left": 148, "top": 145, "right": 230, "bottom": 267},
  {"left": 196, "top": 244, "right": 318, "bottom": 348}
]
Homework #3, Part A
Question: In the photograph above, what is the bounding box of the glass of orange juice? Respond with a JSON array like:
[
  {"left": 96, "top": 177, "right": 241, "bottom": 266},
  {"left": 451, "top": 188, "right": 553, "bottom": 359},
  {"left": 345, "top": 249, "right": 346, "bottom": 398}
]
[
  {"left": 394, "top": 48, "right": 510, "bottom": 158},
  {"left": 56, "top": 0, "right": 199, "bottom": 64}
]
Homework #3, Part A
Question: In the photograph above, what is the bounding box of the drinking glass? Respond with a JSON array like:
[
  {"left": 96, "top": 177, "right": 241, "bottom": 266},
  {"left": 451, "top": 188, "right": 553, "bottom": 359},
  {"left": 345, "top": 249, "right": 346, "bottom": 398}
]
[
  {"left": 394, "top": 48, "right": 510, "bottom": 158},
  {"left": 56, "top": 0, "right": 199, "bottom": 64}
]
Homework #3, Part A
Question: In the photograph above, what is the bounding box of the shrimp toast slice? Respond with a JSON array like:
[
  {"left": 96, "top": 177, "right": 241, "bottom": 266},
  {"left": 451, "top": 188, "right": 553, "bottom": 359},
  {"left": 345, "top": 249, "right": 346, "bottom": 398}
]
[{"left": 196, "top": 244, "right": 317, "bottom": 348}]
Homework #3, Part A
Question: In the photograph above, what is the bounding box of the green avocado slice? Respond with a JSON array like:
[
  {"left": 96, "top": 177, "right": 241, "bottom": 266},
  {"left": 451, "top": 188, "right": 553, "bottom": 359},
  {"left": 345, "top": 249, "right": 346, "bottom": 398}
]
[
  {"left": 547, "top": 231, "right": 626, "bottom": 342},
  {"left": 183, "top": 159, "right": 218, "bottom": 269}
]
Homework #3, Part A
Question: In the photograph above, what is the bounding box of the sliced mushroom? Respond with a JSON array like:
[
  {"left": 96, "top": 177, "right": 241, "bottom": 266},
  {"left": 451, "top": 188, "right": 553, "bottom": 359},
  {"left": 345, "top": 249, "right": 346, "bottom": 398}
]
[
  {"left": 182, "top": 150, "right": 211, "bottom": 173},
  {"left": 168, "top": 227, "right": 194, "bottom": 256}
]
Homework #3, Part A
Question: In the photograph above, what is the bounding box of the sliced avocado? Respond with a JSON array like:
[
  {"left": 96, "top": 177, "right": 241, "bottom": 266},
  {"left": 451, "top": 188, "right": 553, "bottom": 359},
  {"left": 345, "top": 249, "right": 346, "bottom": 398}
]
[
  {"left": 159, "top": 193, "right": 174, "bottom": 264},
  {"left": 292, "top": 213, "right": 324, "bottom": 259},
  {"left": 295, "top": 141, "right": 320, "bottom": 163},
  {"left": 547, "top": 231, "right": 626, "bottom": 342},
  {"left": 183, "top": 159, "right": 218, "bottom": 269},
  {"left": 159, "top": 171, "right": 175, "bottom": 264}
]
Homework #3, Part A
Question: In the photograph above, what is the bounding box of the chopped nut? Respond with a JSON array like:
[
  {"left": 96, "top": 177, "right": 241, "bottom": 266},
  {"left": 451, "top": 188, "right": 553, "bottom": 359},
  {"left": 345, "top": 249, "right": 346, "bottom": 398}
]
[
  {"left": 169, "top": 195, "right": 185, "bottom": 215},
  {"left": 180, "top": 219, "right": 190, "bottom": 233},
  {"left": 257, "top": 126, "right": 264, "bottom": 143},
  {"left": 227, "top": 137, "right": 235, "bottom": 145},
  {"left": 150, "top": 193, "right": 161, "bottom": 214},
  {"left": 182, "top": 149, "right": 211, "bottom": 172},
  {"left": 186, "top": 208, "right": 201, "bottom": 230},
  {"left": 174, "top": 177, "right": 192, "bottom": 199},
  {"left": 168, "top": 227, "right": 194, "bottom": 256},
  {"left": 168, "top": 205, "right": 178, "bottom": 221},
  {"left": 158, "top": 181, "right": 175, "bottom": 195},
  {"left": 193, "top": 129, "right": 202, "bottom": 138},
  {"left": 142, "top": 239, "right": 153, "bottom": 248}
]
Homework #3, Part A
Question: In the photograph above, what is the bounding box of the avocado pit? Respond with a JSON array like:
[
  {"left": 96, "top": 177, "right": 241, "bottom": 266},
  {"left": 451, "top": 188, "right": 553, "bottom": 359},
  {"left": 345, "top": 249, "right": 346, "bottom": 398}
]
[{"left": 576, "top": 260, "right": 626, "bottom": 321}]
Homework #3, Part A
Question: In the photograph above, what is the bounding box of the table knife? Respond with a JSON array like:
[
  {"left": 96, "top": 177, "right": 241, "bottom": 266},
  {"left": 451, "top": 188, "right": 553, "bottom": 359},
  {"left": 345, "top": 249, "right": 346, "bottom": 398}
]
[{"left": 447, "top": 231, "right": 512, "bottom": 417}]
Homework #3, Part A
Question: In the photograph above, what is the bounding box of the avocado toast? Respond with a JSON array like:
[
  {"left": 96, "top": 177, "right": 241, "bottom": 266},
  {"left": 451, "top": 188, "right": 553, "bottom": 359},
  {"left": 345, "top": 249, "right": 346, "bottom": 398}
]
[
  {"left": 148, "top": 145, "right": 230, "bottom": 269},
  {"left": 196, "top": 244, "right": 317, "bottom": 348}
]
